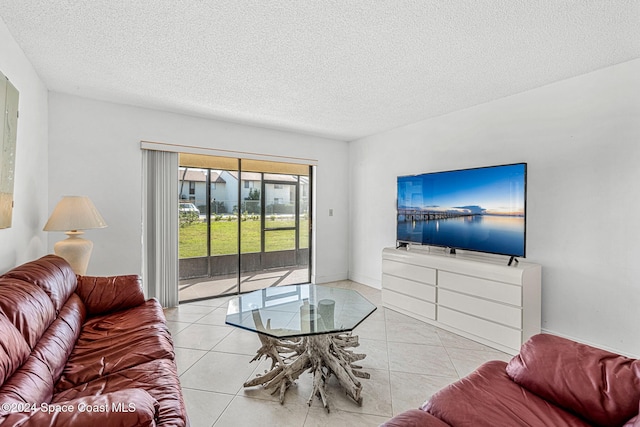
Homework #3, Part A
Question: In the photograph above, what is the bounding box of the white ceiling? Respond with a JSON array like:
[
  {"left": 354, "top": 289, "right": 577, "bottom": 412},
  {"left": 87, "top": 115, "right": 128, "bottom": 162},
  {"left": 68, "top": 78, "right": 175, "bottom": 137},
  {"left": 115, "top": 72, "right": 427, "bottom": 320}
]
[{"left": 1, "top": 1, "right": 639, "bottom": 141}]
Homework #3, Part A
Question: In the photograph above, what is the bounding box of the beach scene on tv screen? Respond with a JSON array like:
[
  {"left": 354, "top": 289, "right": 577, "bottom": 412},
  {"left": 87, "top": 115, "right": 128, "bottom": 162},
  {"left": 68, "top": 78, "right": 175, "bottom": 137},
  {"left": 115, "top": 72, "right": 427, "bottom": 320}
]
[{"left": 397, "top": 164, "right": 526, "bottom": 256}]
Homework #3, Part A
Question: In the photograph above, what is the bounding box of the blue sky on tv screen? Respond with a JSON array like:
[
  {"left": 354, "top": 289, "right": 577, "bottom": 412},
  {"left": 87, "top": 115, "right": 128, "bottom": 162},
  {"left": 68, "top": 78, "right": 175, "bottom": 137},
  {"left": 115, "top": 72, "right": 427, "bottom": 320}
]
[{"left": 398, "top": 164, "right": 526, "bottom": 216}]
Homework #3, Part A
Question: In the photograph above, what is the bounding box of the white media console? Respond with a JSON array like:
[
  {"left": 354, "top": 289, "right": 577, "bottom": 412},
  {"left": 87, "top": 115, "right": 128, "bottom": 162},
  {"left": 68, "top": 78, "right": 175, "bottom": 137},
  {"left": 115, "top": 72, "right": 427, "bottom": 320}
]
[{"left": 382, "top": 246, "right": 541, "bottom": 355}]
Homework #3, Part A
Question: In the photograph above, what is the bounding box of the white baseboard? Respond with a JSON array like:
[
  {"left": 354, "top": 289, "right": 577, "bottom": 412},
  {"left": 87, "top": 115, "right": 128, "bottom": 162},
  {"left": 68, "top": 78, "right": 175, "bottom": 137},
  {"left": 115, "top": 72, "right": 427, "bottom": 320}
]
[
  {"left": 314, "top": 272, "right": 348, "bottom": 284},
  {"left": 347, "top": 272, "right": 381, "bottom": 289}
]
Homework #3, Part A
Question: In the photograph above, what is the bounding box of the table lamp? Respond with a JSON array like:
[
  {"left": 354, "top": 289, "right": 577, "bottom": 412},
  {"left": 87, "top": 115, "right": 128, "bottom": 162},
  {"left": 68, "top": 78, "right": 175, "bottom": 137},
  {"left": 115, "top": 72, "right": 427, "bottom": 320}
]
[{"left": 43, "top": 196, "right": 107, "bottom": 275}]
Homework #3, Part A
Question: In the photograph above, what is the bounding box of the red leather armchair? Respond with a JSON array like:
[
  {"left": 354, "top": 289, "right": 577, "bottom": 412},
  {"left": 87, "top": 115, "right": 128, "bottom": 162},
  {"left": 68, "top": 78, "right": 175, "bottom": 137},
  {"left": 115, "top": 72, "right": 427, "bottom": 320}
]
[{"left": 383, "top": 334, "right": 640, "bottom": 427}]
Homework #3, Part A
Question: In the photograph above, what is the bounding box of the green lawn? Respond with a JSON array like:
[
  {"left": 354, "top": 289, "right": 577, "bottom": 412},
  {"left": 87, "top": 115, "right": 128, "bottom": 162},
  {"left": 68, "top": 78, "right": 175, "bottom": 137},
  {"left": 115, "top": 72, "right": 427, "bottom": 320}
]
[{"left": 179, "top": 218, "right": 309, "bottom": 258}]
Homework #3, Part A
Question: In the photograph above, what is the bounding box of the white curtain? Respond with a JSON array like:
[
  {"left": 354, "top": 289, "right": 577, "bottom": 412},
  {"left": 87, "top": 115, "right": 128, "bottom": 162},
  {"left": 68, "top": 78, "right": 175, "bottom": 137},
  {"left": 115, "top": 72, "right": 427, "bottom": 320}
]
[{"left": 142, "top": 149, "right": 179, "bottom": 308}]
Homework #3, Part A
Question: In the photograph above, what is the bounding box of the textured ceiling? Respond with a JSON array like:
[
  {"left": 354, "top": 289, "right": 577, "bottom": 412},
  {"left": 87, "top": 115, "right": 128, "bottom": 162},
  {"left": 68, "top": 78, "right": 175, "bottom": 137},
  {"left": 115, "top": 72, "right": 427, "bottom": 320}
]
[{"left": 1, "top": 1, "right": 639, "bottom": 141}]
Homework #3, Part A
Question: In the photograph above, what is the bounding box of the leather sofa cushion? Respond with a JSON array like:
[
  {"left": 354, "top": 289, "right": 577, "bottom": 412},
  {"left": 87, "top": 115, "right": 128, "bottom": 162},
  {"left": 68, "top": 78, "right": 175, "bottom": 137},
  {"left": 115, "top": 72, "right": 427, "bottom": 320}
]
[
  {"left": 381, "top": 409, "right": 451, "bottom": 427},
  {"left": 31, "top": 296, "right": 86, "bottom": 386},
  {"left": 54, "top": 359, "right": 188, "bottom": 427},
  {"left": 55, "top": 294, "right": 87, "bottom": 341},
  {"left": 0, "top": 314, "right": 30, "bottom": 385},
  {"left": 56, "top": 299, "right": 174, "bottom": 391},
  {"left": 78, "top": 299, "right": 167, "bottom": 340},
  {"left": 3, "top": 255, "right": 77, "bottom": 314},
  {"left": 0, "top": 279, "right": 56, "bottom": 349},
  {"left": 423, "top": 360, "right": 591, "bottom": 427},
  {"left": 57, "top": 325, "right": 174, "bottom": 389},
  {"left": 2, "top": 388, "right": 159, "bottom": 427},
  {"left": 506, "top": 334, "right": 640, "bottom": 427},
  {"left": 76, "top": 274, "right": 146, "bottom": 316},
  {"left": 0, "top": 355, "right": 55, "bottom": 411}
]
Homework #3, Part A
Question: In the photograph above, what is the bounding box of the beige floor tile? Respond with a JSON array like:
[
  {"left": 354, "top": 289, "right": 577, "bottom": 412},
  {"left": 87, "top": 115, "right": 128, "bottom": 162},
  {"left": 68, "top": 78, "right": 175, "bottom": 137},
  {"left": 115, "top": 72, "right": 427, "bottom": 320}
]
[
  {"left": 174, "top": 347, "right": 207, "bottom": 376},
  {"left": 173, "top": 323, "right": 233, "bottom": 351},
  {"left": 384, "top": 308, "right": 438, "bottom": 328},
  {"left": 304, "top": 406, "right": 389, "bottom": 427},
  {"left": 436, "top": 328, "right": 500, "bottom": 351},
  {"left": 182, "top": 388, "right": 233, "bottom": 427},
  {"left": 385, "top": 320, "right": 443, "bottom": 346},
  {"left": 357, "top": 337, "right": 389, "bottom": 371},
  {"left": 388, "top": 342, "right": 457, "bottom": 377},
  {"left": 180, "top": 351, "right": 257, "bottom": 395},
  {"left": 353, "top": 318, "right": 387, "bottom": 341},
  {"left": 164, "top": 304, "right": 216, "bottom": 323},
  {"left": 322, "top": 367, "right": 393, "bottom": 417},
  {"left": 446, "top": 346, "right": 512, "bottom": 378},
  {"left": 388, "top": 371, "right": 457, "bottom": 416},
  {"left": 211, "top": 327, "right": 263, "bottom": 356},
  {"left": 174, "top": 279, "right": 514, "bottom": 426},
  {"left": 166, "top": 320, "right": 191, "bottom": 336},
  {"left": 194, "top": 306, "right": 230, "bottom": 326},
  {"left": 213, "top": 395, "right": 310, "bottom": 427}
]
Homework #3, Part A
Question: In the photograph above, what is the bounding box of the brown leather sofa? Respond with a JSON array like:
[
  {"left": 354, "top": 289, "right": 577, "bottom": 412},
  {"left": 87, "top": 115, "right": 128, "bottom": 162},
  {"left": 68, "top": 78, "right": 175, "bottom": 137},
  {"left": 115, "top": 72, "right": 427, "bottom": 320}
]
[
  {"left": 383, "top": 334, "right": 640, "bottom": 427},
  {"left": 0, "top": 255, "right": 188, "bottom": 426}
]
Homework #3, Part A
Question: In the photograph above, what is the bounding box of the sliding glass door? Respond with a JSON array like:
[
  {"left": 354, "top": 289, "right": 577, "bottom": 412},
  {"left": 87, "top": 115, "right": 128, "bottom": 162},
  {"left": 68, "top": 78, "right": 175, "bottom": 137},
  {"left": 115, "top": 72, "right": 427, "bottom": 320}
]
[{"left": 178, "top": 155, "right": 311, "bottom": 302}]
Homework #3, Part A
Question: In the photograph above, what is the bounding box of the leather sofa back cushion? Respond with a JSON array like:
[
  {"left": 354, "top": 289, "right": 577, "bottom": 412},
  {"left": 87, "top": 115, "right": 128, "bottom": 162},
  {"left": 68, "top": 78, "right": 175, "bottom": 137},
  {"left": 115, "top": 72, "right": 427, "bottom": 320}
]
[
  {"left": 0, "top": 355, "right": 56, "bottom": 410},
  {"left": 0, "top": 314, "right": 30, "bottom": 385},
  {"left": 3, "top": 255, "right": 77, "bottom": 314},
  {"left": 0, "top": 279, "right": 56, "bottom": 349},
  {"left": 31, "top": 296, "right": 85, "bottom": 384},
  {"left": 76, "top": 275, "right": 145, "bottom": 316},
  {"left": 506, "top": 334, "right": 640, "bottom": 427}
]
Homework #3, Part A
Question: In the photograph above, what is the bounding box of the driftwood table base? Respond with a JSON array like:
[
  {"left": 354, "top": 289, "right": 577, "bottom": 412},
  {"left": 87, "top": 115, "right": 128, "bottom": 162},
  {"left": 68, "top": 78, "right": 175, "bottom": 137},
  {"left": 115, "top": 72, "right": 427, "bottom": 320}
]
[{"left": 243, "top": 329, "right": 370, "bottom": 411}]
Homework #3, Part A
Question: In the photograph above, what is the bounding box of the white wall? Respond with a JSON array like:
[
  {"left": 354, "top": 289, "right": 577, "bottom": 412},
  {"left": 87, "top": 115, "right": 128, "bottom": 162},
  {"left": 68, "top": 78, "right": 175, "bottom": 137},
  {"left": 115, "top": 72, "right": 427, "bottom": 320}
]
[
  {"left": 349, "top": 59, "right": 640, "bottom": 357},
  {"left": 0, "top": 18, "right": 49, "bottom": 273},
  {"left": 48, "top": 93, "right": 349, "bottom": 284}
]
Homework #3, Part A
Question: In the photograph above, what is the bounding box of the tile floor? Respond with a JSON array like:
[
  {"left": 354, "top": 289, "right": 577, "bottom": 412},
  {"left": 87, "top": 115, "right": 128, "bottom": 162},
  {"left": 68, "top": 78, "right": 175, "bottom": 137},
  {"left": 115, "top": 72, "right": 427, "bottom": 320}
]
[{"left": 165, "top": 280, "right": 512, "bottom": 427}]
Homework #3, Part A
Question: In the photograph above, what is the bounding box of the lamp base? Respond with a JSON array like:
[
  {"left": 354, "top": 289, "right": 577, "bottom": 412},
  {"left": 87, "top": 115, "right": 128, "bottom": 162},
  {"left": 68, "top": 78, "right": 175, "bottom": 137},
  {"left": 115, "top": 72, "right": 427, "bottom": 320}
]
[{"left": 53, "top": 231, "right": 93, "bottom": 275}]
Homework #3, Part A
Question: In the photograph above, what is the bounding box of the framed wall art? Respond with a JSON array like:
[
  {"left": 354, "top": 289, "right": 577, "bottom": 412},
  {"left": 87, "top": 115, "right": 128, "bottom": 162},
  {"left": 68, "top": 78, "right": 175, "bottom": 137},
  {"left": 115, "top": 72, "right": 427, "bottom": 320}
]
[{"left": 0, "top": 71, "right": 19, "bottom": 229}]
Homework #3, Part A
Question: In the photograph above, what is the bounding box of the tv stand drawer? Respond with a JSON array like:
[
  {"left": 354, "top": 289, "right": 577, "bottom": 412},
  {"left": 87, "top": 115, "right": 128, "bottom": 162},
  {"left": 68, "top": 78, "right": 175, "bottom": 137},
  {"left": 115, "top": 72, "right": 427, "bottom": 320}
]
[
  {"left": 439, "top": 271, "right": 522, "bottom": 306},
  {"left": 438, "top": 307, "right": 522, "bottom": 351},
  {"left": 382, "top": 259, "right": 436, "bottom": 285},
  {"left": 382, "top": 289, "right": 436, "bottom": 320}
]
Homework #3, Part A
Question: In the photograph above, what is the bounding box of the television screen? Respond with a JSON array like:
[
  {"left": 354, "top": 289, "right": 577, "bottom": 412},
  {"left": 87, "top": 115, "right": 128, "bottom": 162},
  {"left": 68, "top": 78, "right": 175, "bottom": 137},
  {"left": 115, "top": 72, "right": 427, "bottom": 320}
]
[{"left": 397, "top": 163, "right": 526, "bottom": 257}]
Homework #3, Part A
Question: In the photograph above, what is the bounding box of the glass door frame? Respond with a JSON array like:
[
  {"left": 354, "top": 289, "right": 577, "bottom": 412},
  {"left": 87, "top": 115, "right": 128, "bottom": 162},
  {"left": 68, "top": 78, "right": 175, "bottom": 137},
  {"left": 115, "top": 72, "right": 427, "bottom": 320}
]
[
  {"left": 237, "top": 166, "right": 312, "bottom": 294},
  {"left": 261, "top": 178, "right": 298, "bottom": 253},
  {"left": 178, "top": 157, "right": 312, "bottom": 302}
]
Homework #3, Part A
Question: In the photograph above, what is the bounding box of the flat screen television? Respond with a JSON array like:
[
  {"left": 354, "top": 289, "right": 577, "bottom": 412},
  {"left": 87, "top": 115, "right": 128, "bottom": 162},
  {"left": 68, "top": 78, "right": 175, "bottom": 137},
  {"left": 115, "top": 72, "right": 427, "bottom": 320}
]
[{"left": 397, "top": 163, "right": 527, "bottom": 257}]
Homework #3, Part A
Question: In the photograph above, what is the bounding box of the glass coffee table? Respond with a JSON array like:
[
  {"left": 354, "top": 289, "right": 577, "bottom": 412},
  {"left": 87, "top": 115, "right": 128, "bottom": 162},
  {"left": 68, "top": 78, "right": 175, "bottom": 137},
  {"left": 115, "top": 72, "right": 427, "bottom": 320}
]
[{"left": 225, "top": 284, "right": 377, "bottom": 411}]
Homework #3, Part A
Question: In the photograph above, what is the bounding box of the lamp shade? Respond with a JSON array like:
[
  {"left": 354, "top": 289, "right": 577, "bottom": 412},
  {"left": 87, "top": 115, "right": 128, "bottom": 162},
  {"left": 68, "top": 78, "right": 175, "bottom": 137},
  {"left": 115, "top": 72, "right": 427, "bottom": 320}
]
[{"left": 43, "top": 196, "right": 108, "bottom": 232}]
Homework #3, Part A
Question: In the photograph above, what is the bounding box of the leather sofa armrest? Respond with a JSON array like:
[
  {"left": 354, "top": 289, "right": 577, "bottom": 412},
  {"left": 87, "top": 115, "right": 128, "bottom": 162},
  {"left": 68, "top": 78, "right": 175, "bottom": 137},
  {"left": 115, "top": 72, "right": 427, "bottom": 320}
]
[
  {"left": 381, "top": 409, "right": 450, "bottom": 427},
  {"left": 1, "top": 389, "right": 158, "bottom": 426},
  {"left": 507, "top": 334, "right": 640, "bottom": 427},
  {"left": 76, "top": 274, "right": 146, "bottom": 316},
  {"left": 623, "top": 401, "right": 640, "bottom": 427}
]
